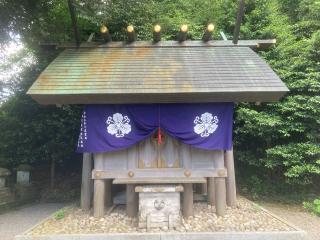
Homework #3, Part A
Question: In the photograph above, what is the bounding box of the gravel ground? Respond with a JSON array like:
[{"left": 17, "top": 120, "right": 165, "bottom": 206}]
[
  {"left": 29, "top": 197, "right": 294, "bottom": 235},
  {"left": 261, "top": 202, "right": 320, "bottom": 240},
  {"left": 0, "top": 203, "right": 65, "bottom": 240}
]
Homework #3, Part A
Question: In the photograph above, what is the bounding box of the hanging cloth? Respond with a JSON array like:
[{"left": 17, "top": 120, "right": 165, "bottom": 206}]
[{"left": 77, "top": 103, "right": 234, "bottom": 153}]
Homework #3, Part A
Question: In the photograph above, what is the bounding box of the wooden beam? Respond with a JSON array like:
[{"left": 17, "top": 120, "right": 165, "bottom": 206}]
[
  {"left": 80, "top": 153, "right": 92, "bottom": 211},
  {"left": 67, "top": 0, "right": 81, "bottom": 47},
  {"left": 178, "top": 24, "right": 188, "bottom": 42},
  {"left": 126, "top": 25, "right": 136, "bottom": 43},
  {"left": 93, "top": 168, "right": 227, "bottom": 179},
  {"left": 46, "top": 39, "right": 276, "bottom": 49},
  {"left": 113, "top": 177, "right": 206, "bottom": 184},
  {"left": 233, "top": 0, "right": 245, "bottom": 44},
  {"left": 153, "top": 24, "right": 161, "bottom": 43},
  {"left": 202, "top": 24, "right": 214, "bottom": 42}
]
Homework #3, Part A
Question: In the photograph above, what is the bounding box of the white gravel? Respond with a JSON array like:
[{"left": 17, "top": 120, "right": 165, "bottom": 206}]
[{"left": 29, "top": 197, "right": 294, "bottom": 235}]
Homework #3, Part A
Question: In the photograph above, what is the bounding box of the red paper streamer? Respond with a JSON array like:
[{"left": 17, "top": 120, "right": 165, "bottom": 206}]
[{"left": 158, "top": 127, "right": 162, "bottom": 145}]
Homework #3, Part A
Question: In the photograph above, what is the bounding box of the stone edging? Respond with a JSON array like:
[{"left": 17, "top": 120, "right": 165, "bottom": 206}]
[{"left": 15, "top": 231, "right": 306, "bottom": 240}]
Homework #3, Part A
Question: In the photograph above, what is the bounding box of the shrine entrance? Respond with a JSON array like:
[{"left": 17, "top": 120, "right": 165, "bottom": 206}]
[{"left": 138, "top": 132, "right": 181, "bottom": 169}]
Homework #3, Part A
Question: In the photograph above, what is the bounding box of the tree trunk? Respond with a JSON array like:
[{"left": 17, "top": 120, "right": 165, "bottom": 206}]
[{"left": 50, "top": 158, "right": 55, "bottom": 189}]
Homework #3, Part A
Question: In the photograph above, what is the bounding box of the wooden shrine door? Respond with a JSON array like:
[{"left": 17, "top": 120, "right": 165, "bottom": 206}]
[{"left": 138, "top": 132, "right": 181, "bottom": 168}]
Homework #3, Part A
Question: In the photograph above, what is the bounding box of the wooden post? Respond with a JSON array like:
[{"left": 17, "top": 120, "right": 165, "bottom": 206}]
[
  {"left": 202, "top": 23, "right": 214, "bottom": 42},
  {"left": 100, "top": 25, "right": 112, "bottom": 42},
  {"left": 215, "top": 178, "right": 226, "bottom": 216},
  {"left": 93, "top": 179, "right": 105, "bottom": 218},
  {"left": 207, "top": 177, "right": 215, "bottom": 205},
  {"left": 126, "top": 184, "right": 138, "bottom": 217},
  {"left": 178, "top": 24, "right": 188, "bottom": 42},
  {"left": 126, "top": 25, "right": 136, "bottom": 43},
  {"left": 81, "top": 153, "right": 92, "bottom": 211},
  {"left": 105, "top": 179, "right": 112, "bottom": 208},
  {"left": 182, "top": 183, "right": 193, "bottom": 218},
  {"left": 215, "top": 151, "right": 226, "bottom": 216},
  {"left": 201, "top": 181, "right": 208, "bottom": 195},
  {"left": 153, "top": 25, "right": 161, "bottom": 43},
  {"left": 225, "top": 147, "right": 237, "bottom": 207}
]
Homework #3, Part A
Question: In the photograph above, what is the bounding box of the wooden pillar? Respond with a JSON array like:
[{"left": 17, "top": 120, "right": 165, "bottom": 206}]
[
  {"left": 225, "top": 147, "right": 237, "bottom": 207},
  {"left": 81, "top": 153, "right": 92, "bottom": 211},
  {"left": 207, "top": 177, "right": 215, "bottom": 206},
  {"left": 182, "top": 183, "right": 193, "bottom": 218},
  {"left": 105, "top": 179, "right": 112, "bottom": 208},
  {"left": 201, "top": 181, "right": 208, "bottom": 195},
  {"left": 126, "top": 184, "right": 138, "bottom": 217},
  {"left": 215, "top": 151, "right": 226, "bottom": 216},
  {"left": 93, "top": 179, "right": 105, "bottom": 218},
  {"left": 215, "top": 178, "right": 226, "bottom": 216}
]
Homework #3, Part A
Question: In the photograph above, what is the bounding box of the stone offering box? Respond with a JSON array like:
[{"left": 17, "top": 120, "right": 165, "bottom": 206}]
[
  {"left": 0, "top": 167, "right": 11, "bottom": 188},
  {"left": 16, "top": 164, "right": 32, "bottom": 185},
  {"left": 136, "top": 185, "right": 183, "bottom": 230}
]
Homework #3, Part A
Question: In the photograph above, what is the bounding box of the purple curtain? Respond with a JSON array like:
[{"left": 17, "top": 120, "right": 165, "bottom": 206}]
[{"left": 77, "top": 103, "right": 234, "bottom": 153}]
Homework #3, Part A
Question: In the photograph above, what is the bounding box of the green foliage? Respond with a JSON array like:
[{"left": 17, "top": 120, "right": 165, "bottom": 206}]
[
  {"left": 0, "top": 85, "right": 82, "bottom": 168},
  {"left": 235, "top": 0, "right": 320, "bottom": 187},
  {"left": 266, "top": 143, "right": 320, "bottom": 184},
  {"left": 54, "top": 209, "right": 65, "bottom": 220},
  {"left": 303, "top": 198, "right": 320, "bottom": 216}
]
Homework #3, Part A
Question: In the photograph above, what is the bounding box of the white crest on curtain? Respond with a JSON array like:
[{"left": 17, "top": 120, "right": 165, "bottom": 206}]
[
  {"left": 194, "top": 112, "right": 219, "bottom": 137},
  {"left": 106, "top": 113, "right": 131, "bottom": 138}
]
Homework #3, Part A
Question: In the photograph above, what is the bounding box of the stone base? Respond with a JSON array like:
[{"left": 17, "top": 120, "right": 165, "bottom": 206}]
[
  {"left": 0, "top": 187, "right": 15, "bottom": 207},
  {"left": 0, "top": 184, "right": 39, "bottom": 211},
  {"left": 136, "top": 185, "right": 183, "bottom": 230}
]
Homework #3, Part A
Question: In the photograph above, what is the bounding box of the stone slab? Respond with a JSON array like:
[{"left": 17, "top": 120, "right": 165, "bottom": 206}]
[
  {"left": 135, "top": 185, "right": 183, "bottom": 193},
  {"left": 15, "top": 231, "right": 306, "bottom": 240}
]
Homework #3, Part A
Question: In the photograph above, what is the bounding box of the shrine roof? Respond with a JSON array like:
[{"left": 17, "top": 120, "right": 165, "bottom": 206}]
[{"left": 27, "top": 41, "right": 288, "bottom": 104}]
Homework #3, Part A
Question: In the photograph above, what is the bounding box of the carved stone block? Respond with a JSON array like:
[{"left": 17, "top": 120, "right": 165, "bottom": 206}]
[{"left": 136, "top": 185, "right": 183, "bottom": 230}]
